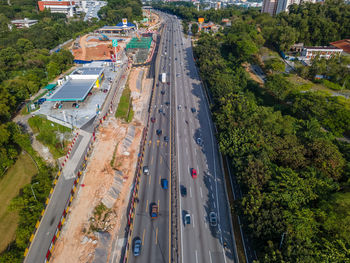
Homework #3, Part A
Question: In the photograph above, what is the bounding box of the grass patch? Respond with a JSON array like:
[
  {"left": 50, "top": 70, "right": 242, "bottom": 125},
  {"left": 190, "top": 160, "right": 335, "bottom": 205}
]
[
  {"left": 115, "top": 86, "right": 134, "bottom": 123},
  {"left": 0, "top": 152, "right": 37, "bottom": 252},
  {"left": 28, "top": 115, "right": 72, "bottom": 159}
]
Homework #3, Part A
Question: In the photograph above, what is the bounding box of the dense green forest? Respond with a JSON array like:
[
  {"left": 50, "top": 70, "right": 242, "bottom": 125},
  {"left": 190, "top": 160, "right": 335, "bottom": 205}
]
[
  {"left": 98, "top": 0, "right": 143, "bottom": 24},
  {"left": 190, "top": 3, "right": 350, "bottom": 262}
]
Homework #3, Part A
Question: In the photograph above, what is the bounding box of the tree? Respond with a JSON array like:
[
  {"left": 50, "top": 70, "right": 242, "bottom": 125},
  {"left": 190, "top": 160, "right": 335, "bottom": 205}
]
[
  {"left": 265, "top": 58, "right": 285, "bottom": 73},
  {"left": 191, "top": 22, "right": 199, "bottom": 35}
]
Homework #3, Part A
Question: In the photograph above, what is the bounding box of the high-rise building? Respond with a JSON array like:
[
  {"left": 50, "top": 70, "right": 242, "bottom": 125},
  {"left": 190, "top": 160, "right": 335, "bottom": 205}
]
[{"left": 262, "top": 0, "right": 316, "bottom": 15}]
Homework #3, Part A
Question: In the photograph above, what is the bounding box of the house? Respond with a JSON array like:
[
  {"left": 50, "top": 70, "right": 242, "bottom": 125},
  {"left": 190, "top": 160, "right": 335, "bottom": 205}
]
[
  {"left": 10, "top": 18, "right": 38, "bottom": 28},
  {"left": 300, "top": 46, "right": 343, "bottom": 61},
  {"left": 330, "top": 39, "right": 350, "bottom": 56}
]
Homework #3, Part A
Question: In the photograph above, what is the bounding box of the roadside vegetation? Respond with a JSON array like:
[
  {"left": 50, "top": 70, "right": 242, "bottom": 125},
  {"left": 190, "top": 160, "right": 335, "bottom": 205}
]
[
  {"left": 0, "top": 151, "right": 37, "bottom": 253},
  {"left": 28, "top": 116, "right": 71, "bottom": 159},
  {"left": 0, "top": 131, "right": 55, "bottom": 262},
  {"left": 179, "top": 1, "right": 350, "bottom": 261},
  {"left": 115, "top": 86, "right": 134, "bottom": 123}
]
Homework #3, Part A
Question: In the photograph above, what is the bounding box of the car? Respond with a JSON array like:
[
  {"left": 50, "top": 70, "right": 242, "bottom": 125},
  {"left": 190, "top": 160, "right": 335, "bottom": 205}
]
[
  {"left": 184, "top": 213, "right": 191, "bottom": 225},
  {"left": 151, "top": 204, "right": 158, "bottom": 219},
  {"left": 159, "top": 108, "right": 164, "bottom": 113},
  {"left": 178, "top": 105, "right": 182, "bottom": 110},
  {"left": 196, "top": 138, "right": 203, "bottom": 146},
  {"left": 103, "top": 89, "right": 108, "bottom": 93},
  {"left": 161, "top": 90, "right": 165, "bottom": 95},
  {"left": 143, "top": 166, "right": 149, "bottom": 175},
  {"left": 156, "top": 129, "right": 162, "bottom": 136},
  {"left": 191, "top": 107, "right": 196, "bottom": 113},
  {"left": 180, "top": 185, "right": 187, "bottom": 197},
  {"left": 151, "top": 117, "right": 156, "bottom": 123},
  {"left": 38, "top": 98, "right": 46, "bottom": 105},
  {"left": 133, "top": 237, "right": 142, "bottom": 256},
  {"left": 209, "top": 212, "right": 217, "bottom": 226},
  {"left": 72, "top": 102, "right": 77, "bottom": 107},
  {"left": 165, "top": 101, "right": 170, "bottom": 106},
  {"left": 191, "top": 168, "right": 197, "bottom": 179},
  {"left": 161, "top": 178, "right": 168, "bottom": 189},
  {"left": 164, "top": 136, "right": 169, "bottom": 142}
]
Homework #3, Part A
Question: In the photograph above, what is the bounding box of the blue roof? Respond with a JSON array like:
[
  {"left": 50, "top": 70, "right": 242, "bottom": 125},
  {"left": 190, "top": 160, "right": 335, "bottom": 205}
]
[{"left": 116, "top": 22, "right": 135, "bottom": 27}]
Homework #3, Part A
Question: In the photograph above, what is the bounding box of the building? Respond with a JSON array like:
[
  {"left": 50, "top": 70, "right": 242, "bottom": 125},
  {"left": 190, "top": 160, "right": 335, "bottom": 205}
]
[
  {"left": 262, "top": 0, "right": 316, "bottom": 15},
  {"left": 330, "top": 39, "right": 350, "bottom": 56},
  {"left": 38, "top": 0, "right": 76, "bottom": 17},
  {"left": 10, "top": 18, "right": 38, "bottom": 28},
  {"left": 301, "top": 46, "right": 343, "bottom": 61},
  {"left": 49, "top": 67, "right": 104, "bottom": 102}
]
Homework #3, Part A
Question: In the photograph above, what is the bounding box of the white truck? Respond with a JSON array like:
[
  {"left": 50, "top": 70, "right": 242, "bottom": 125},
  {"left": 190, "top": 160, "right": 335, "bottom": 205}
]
[{"left": 161, "top": 73, "right": 166, "bottom": 83}]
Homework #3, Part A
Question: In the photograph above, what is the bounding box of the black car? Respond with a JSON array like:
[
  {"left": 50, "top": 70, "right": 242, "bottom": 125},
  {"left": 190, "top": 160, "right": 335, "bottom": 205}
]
[
  {"left": 159, "top": 108, "right": 163, "bottom": 113},
  {"left": 180, "top": 185, "right": 187, "bottom": 197},
  {"left": 156, "top": 129, "right": 162, "bottom": 136},
  {"left": 165, "top": 101, "right": 170, "bottom": 106},
  {"left": 164, "top": 136, "right": 169, "bottom": 142},
  {"left": 191, "top": 108, "right": 196, "bottom": 113},
  {"left": 161, "top": 90, "right": 165, "bottom": 95}
]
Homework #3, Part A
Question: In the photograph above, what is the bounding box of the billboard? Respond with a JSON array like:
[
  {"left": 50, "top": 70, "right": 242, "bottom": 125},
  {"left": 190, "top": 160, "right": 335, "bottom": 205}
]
[
  {"left": 122, "top": 18, "right": 127, "bottom": 25},
  {"left": 198, "top": 17, "right": 204, "bottom": 24}
]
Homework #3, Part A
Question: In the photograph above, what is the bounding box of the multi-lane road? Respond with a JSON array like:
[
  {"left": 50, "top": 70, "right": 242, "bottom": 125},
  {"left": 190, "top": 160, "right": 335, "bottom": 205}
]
[{"left": 129, "top": 13, "right": 238, "bottom": 263}]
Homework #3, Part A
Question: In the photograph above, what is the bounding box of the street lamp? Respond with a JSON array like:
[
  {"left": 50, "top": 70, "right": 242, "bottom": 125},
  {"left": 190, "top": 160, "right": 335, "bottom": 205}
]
[{"left": 31, "top": 182, "right": 39, "bottom": 202}]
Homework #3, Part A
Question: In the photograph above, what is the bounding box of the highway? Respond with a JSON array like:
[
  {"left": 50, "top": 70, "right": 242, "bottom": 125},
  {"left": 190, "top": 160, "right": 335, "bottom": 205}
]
[
  {"left": 128, "top": 15, "right": 173, "bottom": 263},
  {"left": 129, "top": 13, "right": 238, "bottom": 263}
]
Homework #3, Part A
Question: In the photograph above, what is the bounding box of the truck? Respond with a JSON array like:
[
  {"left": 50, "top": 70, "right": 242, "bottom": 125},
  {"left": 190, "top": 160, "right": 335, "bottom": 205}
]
[
  {"left": 161, "top": 73, "right": 166, "bottom": 83},
  {"left": 151, "top": 204, "right": 158, "bottom": 219}
]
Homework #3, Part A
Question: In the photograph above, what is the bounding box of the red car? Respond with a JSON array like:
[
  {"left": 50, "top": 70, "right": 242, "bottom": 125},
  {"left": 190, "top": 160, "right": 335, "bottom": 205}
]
[
  {"left": 191, "top": 168, "right": 197, "bottom": 179},
  {"left": 151, "top": 117, "right": 156, "bottom": 123}
]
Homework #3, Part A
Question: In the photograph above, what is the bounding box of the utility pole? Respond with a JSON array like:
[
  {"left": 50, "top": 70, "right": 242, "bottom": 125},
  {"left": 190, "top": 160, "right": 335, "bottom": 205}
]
[{"left": 31, "top": 182, "right": 39, "bottom": 202}]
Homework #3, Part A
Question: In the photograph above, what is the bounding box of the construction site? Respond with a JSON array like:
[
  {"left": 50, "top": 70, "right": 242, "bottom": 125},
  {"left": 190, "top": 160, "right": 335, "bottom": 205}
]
[{"left": 46, "top": 10, "right": 161, "bottom": 263}]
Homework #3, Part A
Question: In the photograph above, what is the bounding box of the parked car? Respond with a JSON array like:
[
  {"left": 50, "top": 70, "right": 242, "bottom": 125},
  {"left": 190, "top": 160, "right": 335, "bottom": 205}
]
[
  {"left": 38, "top": 98, "right": 46, "bottom": 105},
  {"left": 191, "top": 107, "right": 196, "bottom": 113},
  {"left": 133, "top": 237, "right": 142, "bottom": 256}
]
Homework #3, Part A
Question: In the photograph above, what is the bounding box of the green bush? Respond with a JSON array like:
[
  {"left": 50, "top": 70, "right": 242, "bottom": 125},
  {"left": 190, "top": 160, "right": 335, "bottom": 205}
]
[{"left": 322, "top": 79, "right": 343, "bottom": 91}]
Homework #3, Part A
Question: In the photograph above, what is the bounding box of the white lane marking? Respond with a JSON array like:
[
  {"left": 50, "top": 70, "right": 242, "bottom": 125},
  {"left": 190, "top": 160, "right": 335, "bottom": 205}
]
[
  {"left": 190, "top": 187, "right": 192, "bottom": 198},
  {"left": 195, "top": 250, "right": 198, "bottom": 263},
  {"left": 209, "top": 251, "right": 213, "bottom": 263},
  {"left": 192, "top": 213, "right": 195, "bottom": 228},
  {"left": 210, "top": 184, "right": 213, "bottom": 191},
  {"left": 213, "top": 202, "right": 216, "bottom": 208},
  {"left": 212, "top": 193, "right": 214, "bottom": 199},
  {"left": 200, "top": 187, "right": 203, "bottom": 198},
  {"left": 188, "top": 164, "right": 189, "bottom": 173},
  {"left": 195, "top": 148, "right": 197, "bottom": 156}
]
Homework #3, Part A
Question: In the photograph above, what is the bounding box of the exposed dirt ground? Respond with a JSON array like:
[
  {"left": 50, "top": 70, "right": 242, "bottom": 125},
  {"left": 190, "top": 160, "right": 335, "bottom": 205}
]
[
  {"left": 50, "top": 117, "right": 143, "bottom": 263},
  {"left": 72, "top": 34, "right": 127, "bottom": 61}
]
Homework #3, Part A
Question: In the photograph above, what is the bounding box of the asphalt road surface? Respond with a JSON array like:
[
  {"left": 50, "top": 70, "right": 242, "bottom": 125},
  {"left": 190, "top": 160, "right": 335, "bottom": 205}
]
[{"left": 129, "top": 13, "right": 238, "bottom": 263}]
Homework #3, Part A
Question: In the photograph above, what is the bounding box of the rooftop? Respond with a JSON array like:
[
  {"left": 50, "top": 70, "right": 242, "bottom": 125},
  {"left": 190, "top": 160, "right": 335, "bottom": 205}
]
[
  {"left": 48, "top": 79, "right": 96, "bottom": 101},
  {"left": 304, "top": 46, "right": 343, "bottom": 50},
  {"left": 330, "top": 39, "right": 350, "bottom": 54},
  {"left": 71, "top": 67, "right": 104, "bottom": 76}
]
